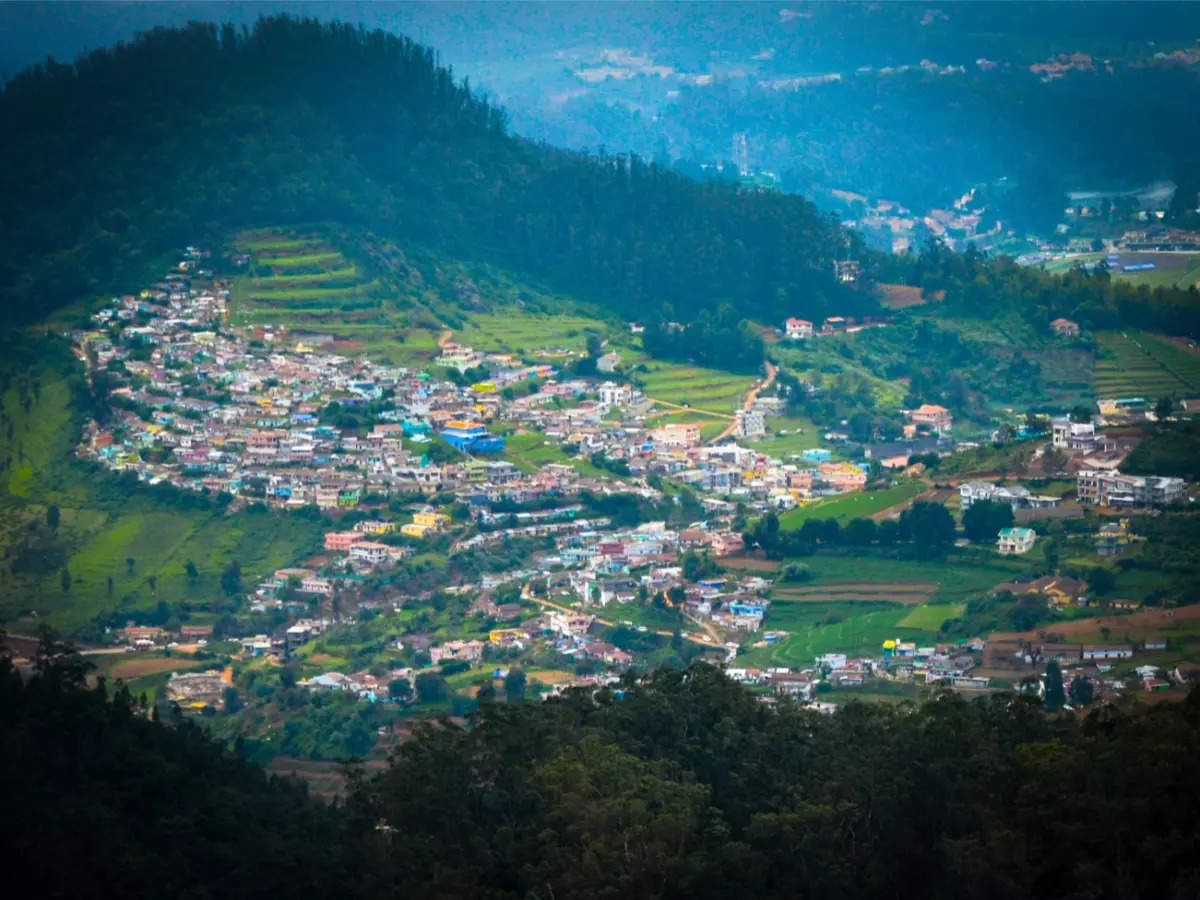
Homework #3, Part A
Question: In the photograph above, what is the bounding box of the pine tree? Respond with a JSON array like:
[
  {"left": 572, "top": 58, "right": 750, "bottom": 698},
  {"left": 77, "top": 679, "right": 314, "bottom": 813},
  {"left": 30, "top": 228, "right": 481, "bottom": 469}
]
[{"left": 1044, "top": 660, "right": 1066, "bottom": 711}]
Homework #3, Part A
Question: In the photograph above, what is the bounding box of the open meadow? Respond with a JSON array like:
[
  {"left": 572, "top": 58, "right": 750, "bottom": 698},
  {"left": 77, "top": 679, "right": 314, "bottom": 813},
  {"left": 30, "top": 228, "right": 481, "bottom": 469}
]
[{"left": 777, "top": 482, "right": 927, "bottom": 528}]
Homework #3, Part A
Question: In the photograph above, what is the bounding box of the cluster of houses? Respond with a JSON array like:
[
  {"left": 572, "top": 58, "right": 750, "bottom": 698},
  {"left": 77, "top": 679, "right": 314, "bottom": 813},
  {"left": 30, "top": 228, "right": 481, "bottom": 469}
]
[
  {"left": 782, "top": 313, "right": 884, "bottom": 340},
  {"left": 726, "top": 637, "right": 991, "bottom": 702},
  {"left": 75, "top": 258, "right": 900, "bottom": 530}
]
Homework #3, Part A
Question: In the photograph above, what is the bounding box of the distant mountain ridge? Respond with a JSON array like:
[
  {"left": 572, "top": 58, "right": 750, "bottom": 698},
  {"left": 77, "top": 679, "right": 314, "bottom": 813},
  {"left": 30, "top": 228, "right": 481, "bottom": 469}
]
[{"left": 0, "top": 16, "right": 865, "bottom": 328}]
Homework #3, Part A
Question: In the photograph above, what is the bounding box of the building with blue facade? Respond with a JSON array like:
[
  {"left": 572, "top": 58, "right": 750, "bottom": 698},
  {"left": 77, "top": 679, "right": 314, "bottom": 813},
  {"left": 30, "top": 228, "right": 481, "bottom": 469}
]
[{"left": 440, "top": 420, "right": 506, "bottom": 453}]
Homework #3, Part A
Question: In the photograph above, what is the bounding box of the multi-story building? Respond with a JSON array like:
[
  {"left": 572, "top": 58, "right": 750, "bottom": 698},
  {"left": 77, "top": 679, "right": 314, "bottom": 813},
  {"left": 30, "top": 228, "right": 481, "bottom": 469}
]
[
  {"left": 959, "top": 481, "right": 1060, "bottom": 510},
  {"left": 908, "top": 403, "right": 953, "bottom": 435},
  {"left": 348, "top": 541, "right": 391, "bottom": 565},
  {"left": 737, "top": 408, "right": 766, "bottom": 439},
  {"left": 1051, "top": 417, "right": 1096, "bottom": 451},
  {"left": 1076, "top": 470, "right": 1185, "bottom": 508},
  {"left": 324, "top": 531, "right": 363, "bottom": 552}
]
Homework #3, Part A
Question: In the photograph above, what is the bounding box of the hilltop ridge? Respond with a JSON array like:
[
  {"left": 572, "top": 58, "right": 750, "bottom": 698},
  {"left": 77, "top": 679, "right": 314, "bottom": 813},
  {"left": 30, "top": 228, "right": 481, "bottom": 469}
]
[{"left": 0, "top": 16, "right": 863, "bottom": 329}]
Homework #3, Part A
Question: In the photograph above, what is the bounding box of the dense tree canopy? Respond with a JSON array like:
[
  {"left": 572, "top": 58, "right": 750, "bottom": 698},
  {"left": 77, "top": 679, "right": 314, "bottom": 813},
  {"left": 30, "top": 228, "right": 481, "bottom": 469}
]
[
  {"left": 0, "top": 16, "right": 862, "bottom": 328},
  {"left": 7, "top": 635, "right": 1200, "bottom": 900}
]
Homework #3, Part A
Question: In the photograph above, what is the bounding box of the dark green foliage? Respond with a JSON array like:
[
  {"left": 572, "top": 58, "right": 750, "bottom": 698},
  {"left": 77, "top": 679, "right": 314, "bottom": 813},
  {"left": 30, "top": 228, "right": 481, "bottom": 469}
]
[
  {"left": 503, "top": 667, "right": 527, "bottom": 702},
  {"left": 345, "top": 663, "right": 1200, "bottom": 900},
  {"left": 220, "top": 559, "right": 243, "bottom": 596},
  {"left": 11, "top": 640, "right": 1200, "bottom": 900},
  {"left": 962, "top": 498, "right": 1015, "bottom": 543},
  {"left": 414, "top": 672, "right": 448, "bottom": 703},
  {"left": 1124, "top": 420, "right": 1200, "bottom": 481},
  {"left": 0, "top": 17, "right": 861, "bottom": 329},
  {"left": 897, "top": 501, "right": 956, "bottom": 558},
  {"left": 906, "top": 240, "right": 1199, "bottom": 337},
  {"left": 643, "top": 305, "right": 766, "bottom": 372},
  {"left": 1044, "top": 659, "right": 1066, "bottom": 711},
  {"left": 680, "top": 549, "right": 722, "bottom": 581},
  {"left": 1069, "top": 675, "right": 1095, "bottom": 707},
  {"left": 0, "top": 633, "right": 349, "bottom": 897}
]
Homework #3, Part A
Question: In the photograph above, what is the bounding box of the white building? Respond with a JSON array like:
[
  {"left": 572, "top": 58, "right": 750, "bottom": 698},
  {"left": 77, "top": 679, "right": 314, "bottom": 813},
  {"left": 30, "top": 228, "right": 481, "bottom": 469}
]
[
  {"left": 737, "top": 408, "right": 766, "bottom": 439},
  {"left": 784, "top": 317, "right": 813, "bottom": 339},
  {"left": 349, "top": 541, "right": 391, "bottom": 565},
  {"left": 1051, "top": 417, "right": 1097, "bottom": 451},
  {"left": 996, "top": 526, "right": 1037, "bottom": 555},
  {"left": 597, "top": 382, "right": 634, "bottom": 407}
]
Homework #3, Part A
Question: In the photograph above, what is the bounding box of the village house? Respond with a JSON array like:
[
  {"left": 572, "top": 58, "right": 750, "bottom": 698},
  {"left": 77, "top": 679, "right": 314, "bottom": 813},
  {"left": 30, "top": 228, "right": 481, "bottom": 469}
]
[
  {"left": 784, "top": 317, "right": 813, "bottom": 339},
  {"left": 996, "top": 526, "right": 1037, "bottom": 555},
  {"left": 1051, "top": 417, "right": 1097, "bottom": 451},
  {"left": 908, "top": 403, "right": 953, "bottom": 435},
  {"left": 430, "top": 639, "right": 485, "bottom": 665},
  {"left": 1050, "top": 317, "right": 1080, "bottom": 337}
]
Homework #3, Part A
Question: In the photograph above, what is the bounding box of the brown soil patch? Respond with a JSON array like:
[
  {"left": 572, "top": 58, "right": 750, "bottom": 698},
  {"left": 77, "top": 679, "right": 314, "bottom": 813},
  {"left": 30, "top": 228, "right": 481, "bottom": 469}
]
[
  {"left": 992, "top": 605, "right": 1200, "bottom": 643},
  {"left": 718, "top": 555, "right": 780, "bottom": 571},
  {"left": 870, "top": 487, "right": 949, "bottom": 521},
  {"left": 107, "top": 656, "right": 206, "bottom": 681},
  {"left": 529, "top": 669, "right": 574, "bottom": 684},
  {"left": 781, "top": 581, "right": 939, "bottom": 593},
  {"left": 878, "top": 284, "right": 943, "bottom": 310}
]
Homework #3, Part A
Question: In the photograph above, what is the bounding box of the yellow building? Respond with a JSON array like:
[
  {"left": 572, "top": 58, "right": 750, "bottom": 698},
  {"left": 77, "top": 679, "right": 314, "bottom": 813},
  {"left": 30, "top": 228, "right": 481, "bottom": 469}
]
[{"left": 489, "top": 628, "right": 525, "bottom": 645}]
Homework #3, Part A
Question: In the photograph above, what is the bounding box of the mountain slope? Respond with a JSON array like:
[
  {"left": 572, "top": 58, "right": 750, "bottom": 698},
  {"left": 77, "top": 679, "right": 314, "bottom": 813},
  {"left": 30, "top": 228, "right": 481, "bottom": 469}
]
[{"left": 0, "top": 16, "right": 864, "bottom": 328}]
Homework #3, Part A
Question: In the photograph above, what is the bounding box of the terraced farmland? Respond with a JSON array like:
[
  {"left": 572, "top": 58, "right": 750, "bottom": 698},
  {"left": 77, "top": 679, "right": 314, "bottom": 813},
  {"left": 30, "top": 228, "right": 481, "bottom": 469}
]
[
  {"left": 1094, "top": 331, "right": 1200, "bottom": 398},
  {"left": 636, "top": 363, "right": 756, "bottom": 415},
  {"left": 231, "top": 229, "right": 382, "bottom": 321},
  {"left": 772, "top": 581, "right": 937, "bottom": 606}
]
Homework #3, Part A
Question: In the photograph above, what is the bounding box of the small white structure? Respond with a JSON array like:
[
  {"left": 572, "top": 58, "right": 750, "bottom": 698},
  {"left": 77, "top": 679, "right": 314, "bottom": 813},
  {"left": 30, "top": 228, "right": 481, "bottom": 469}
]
[{"left": 784, "top": 317, "right": 813, "bottom": 339}]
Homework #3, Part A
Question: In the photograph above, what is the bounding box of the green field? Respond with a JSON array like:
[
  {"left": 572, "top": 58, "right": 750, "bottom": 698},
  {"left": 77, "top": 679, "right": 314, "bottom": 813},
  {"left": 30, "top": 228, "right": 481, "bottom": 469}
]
[
  {"left": 635, "top": 363, "right": 755, "bottom": 415},
  {"left": 255, "top": 251, "right": 344, "bottom": 268},
  {"left": 1112, "top": 254, "right": 1200, "bottom": 290},
  {"left": 502, "top": 431, "right": 607, "bottom": 477},
  {"left": 783, "top": 551, "right": 1034, "bottom": 602},
  {"left": 897, "top": 602, "right": 966, "bottom": 630},
  {"left": 747, "top": 604, "right": 915, "bottom": 665},
  {"left": 744, "top": 550, "right": 1034, "bottom": 666},
  {"left": 1094, "top": 330, "right": 1200, "bottom": 398},
  {"left": 454, "top": 312, "right": 616, "bottom": 357},
  {"left": 778, "top": 482, "right": 926, "bottom": 528},
  {"left": 0, "top": 343, "right": 323, "bottom": 630}
]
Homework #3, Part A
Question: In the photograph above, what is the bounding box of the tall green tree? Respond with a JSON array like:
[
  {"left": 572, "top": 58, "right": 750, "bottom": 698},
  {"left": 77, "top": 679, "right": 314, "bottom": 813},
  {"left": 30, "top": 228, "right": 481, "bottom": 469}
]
[
  {"left": 962, "top": 499, "right": 1015, "bottom": 543},
  {"left": 1044, "top": 660, "right": 1066, "bottom": 711}
]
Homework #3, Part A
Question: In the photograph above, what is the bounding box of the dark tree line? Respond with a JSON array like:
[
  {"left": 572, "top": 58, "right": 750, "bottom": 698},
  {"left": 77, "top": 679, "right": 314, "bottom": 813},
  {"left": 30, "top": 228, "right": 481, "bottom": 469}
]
[
  {"left": 899, "top": 240, "right": 1200, "bottom": 338},
  {"left": 9, "top": 633, "right": 1200, "bottom": 900},
  {"left": 642, "top": 304, "right": 766, "bottom": 372},
  {"left": 744, "top": 502, "right": 957, "bottom": 560},
  {"left": 0, "top": 17, "right": 861, "bottom": 329}
]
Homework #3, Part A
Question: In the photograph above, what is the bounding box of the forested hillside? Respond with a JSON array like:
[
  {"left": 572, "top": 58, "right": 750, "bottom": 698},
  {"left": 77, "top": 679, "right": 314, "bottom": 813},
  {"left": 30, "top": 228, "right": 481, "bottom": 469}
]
[
  {"left": 7, "top": 638, "right": 1200, "bottom": 900},
  {"left": 0, "top": 16, "right": 861, "bottom": 328}
]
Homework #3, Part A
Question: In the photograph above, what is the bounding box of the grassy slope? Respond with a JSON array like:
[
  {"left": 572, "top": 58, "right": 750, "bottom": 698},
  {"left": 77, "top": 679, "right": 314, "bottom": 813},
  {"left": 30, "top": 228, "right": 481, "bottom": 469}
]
[
  {"left": 778, "top": 482, "right": 926, "bottom": 528},
  {"left": 0, "top": 343, "right": 322, "bottom": 631}
]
